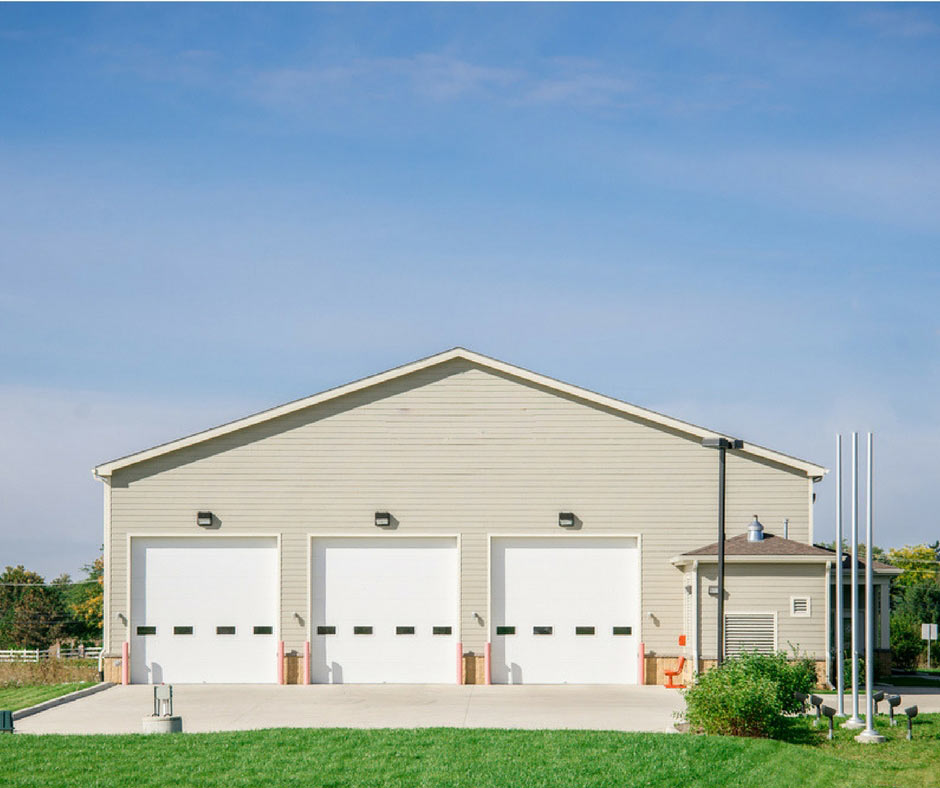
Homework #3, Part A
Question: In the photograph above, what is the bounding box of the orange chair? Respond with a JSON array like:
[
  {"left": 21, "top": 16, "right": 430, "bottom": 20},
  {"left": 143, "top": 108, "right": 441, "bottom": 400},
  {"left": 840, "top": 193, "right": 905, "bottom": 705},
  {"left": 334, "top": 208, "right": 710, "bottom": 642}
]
[{"left": 664, "top": 656, "right": 686, "bottom": 689}]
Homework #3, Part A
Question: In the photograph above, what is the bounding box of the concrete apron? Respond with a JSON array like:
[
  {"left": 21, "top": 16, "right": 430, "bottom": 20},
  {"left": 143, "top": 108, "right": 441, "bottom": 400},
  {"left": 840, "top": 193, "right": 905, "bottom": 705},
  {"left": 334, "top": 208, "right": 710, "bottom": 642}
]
[{"left": 13, "top": 684, "right": 687, "bottom": 736}]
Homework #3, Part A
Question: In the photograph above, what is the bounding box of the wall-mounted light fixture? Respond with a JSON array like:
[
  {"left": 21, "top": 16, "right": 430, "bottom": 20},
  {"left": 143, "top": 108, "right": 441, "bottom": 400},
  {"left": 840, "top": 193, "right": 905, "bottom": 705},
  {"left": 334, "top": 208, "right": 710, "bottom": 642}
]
[
  {"left": 197, "top": 511, "right": 213, "bottom": 527},
  {"left": 374, "top": 511, "right": 392, "bottom": 528},
  {"left": 558, "top": 512, "right": 576, "bottom": 528}
]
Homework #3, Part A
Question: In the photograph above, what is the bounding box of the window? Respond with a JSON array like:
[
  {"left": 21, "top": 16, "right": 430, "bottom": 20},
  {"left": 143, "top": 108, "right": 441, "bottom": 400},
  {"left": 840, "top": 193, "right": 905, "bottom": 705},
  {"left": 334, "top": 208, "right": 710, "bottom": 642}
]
[
  {"left": 353, "top": 626, "right": 373, "bottom": 635},
  {"left": 396, "top": 626, "right": 415, "bottom": 635},
  {"left": 173, "top": 626, "right": 193, "bottom": 635},
  {"left": 612, "top": 626, "right": 632, "bottom": 636},
  {"left": 136, "top": 626, "right": 156, "bottom": 636},
  {"left": 724, "top": 613, "right": 776, "bottom": 656},
  {"left": 216, "top": 626, "right": 236, "bottom": 635},
  {"left": 432, "top": 626, "right": 452, "bottom": 635},
  {"left": 790, "top": 597, "right": 811, "bottom": 617},
  {"left": 533, "top": 626, "right": 553, "bottom": 635},
  {"left": 575, "top": 626, "right": 595, "bottom": 636},
  {"left": 316, "top": 626, "right": 336, "bottom": 635},
  {"left": 253, "top": 626, "right": 274, "bottom": 635},
  {"left": 496, "top": 626, "right": 515, "bottom": 636}
]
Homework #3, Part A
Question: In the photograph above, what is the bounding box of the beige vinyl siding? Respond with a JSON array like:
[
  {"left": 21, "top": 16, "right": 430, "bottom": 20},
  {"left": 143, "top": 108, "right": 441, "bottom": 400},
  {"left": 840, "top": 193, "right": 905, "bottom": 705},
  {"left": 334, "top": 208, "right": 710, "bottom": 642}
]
[
  {"left": 697, "top": 563, "right": 827, "bottom": 659},
  {"left": 107, "top": 358, "right": 814, "bottom": 658}
]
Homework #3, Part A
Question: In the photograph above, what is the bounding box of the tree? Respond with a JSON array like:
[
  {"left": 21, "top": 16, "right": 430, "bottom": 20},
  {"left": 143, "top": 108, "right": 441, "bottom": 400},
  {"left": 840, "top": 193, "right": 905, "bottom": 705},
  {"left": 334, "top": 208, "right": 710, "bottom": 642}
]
[
  {"left": 886, "top": 545, "right": 940, "bottom": 588},
  {"left": 70, "top": 556, "right": 103, "bottom": 640},
  {"left": 10, "top": 588, "right": 67, "bottom": 649},
  {"left": 0, "top": 565, "right": 46, "bottom": 647},
  {"left": 893, "top": 580, "right": 940, "bottom": 627}
]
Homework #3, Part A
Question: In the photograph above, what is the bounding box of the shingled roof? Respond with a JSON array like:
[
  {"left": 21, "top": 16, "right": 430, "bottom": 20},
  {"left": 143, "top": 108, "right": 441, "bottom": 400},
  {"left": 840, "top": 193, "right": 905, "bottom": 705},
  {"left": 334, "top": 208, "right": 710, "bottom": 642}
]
[{"left": 678, "top": 532, "right": 901, "bottom": 573}]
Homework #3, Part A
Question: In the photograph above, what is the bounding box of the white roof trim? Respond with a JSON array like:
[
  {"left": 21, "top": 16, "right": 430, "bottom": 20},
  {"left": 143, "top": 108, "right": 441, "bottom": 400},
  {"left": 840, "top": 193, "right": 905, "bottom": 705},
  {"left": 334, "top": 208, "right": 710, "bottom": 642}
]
[
  {"left": 671, "top": 553, "right": 902, "bottom": 574},
  {"left": 93, "top": 347, "right": 829, "bottom": 478}
]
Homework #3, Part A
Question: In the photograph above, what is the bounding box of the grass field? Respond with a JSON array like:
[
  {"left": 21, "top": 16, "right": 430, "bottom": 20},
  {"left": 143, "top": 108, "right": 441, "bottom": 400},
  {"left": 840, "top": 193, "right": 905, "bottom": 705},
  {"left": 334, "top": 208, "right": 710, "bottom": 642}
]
[
  {"left": 2, "top": 715, "right": 938, "bottom": 788},
  {"left": 883, "top": 675, "right": 940, "bottom": 689},
  {"left": 0, "top": 682, "right": 97, "bottom": 712}
]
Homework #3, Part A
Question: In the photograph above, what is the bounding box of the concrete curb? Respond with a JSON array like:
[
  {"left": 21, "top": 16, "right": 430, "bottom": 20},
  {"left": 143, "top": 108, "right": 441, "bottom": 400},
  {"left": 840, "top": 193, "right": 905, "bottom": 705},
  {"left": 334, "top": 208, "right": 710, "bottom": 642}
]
[{"left": 12, "top": 682, "right": 115, "bottom": 721}]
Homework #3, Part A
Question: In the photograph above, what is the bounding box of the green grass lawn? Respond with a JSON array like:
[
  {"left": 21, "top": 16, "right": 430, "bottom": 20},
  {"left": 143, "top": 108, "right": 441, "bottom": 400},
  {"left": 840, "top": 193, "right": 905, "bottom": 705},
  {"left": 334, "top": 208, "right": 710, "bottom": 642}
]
[
  {"left": 882, "top": 675, "right": 940, "bottom": 689},
  {"left": 2, "top": 716, "right": 938, "bottom": 788},
  {"left": 0, "top": 682, "right": 97, "bottom": 712}
]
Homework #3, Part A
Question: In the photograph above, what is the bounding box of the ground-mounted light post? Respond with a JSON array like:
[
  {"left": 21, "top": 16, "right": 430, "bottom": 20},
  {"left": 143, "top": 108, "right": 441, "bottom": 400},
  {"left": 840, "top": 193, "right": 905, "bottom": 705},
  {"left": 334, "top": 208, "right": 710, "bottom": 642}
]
[
  {"left": 855, "top": 432, "right": 885, "bottom": 744},
  {"left": 701, "top": 436, "right": 743, "bottom": 665}
]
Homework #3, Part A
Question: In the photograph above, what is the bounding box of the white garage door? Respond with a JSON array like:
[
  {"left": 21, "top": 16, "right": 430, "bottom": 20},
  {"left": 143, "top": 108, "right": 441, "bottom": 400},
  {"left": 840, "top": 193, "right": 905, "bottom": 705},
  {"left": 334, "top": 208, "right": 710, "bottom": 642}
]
[
  {"left": 490, "top": 537, "right": 640, "bottom": 684},
  {"left": 310, "top": 537, "right": 458, "bottom": 684},
  {"left": 130, "top": 537, "right": 278, "bottom": 684}
]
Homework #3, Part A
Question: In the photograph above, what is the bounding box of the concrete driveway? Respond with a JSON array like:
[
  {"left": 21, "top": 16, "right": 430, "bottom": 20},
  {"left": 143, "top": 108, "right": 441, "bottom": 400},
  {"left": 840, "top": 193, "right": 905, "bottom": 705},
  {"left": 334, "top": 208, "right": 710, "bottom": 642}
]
[{"left": 14, "top": 684, "right": 686, "bottom": 735}]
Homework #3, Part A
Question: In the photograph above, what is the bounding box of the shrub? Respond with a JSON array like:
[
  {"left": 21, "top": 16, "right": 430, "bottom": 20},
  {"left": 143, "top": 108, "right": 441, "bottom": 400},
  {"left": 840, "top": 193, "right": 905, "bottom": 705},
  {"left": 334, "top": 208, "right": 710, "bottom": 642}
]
[
  {"left": 734, "top": 651, "right": 816, "bottom": 714},
  {"left": 683, "top": 659, "right": 782, "bottom": 737},
  {"left": 891, "top": 616, "right": 925, "bottom": 672}
]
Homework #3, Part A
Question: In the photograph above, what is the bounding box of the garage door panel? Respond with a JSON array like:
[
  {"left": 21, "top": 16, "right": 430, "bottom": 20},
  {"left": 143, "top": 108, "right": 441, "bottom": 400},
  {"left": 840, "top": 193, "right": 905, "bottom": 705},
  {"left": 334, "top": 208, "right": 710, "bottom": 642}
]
[
  {"left": 130, "top": 537, "right": 278, "bottom": 684},
  {"left": 311, "top": 537, "right": 458, "bottom": 684},
  {"left": 491, "top": 537, "right": 639, "bottom": 685}
]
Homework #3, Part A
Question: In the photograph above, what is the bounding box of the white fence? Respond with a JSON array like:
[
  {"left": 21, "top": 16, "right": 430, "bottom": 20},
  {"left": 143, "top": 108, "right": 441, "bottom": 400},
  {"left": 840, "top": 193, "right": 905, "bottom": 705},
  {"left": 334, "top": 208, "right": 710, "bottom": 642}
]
[{"left": 0, "top": 646, "right": 102, "bottom": 662}]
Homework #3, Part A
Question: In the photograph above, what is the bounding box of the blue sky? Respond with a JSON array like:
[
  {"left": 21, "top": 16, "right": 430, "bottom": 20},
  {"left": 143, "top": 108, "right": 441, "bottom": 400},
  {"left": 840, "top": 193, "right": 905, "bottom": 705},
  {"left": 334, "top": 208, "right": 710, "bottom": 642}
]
[{"left": 1, "top": 3, "right": 938, "bottom": 578}]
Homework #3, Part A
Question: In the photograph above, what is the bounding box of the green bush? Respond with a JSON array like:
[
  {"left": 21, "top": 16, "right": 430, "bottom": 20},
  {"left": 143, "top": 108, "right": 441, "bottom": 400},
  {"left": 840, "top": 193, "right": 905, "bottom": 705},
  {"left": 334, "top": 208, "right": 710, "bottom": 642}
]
[
  {"left": 683, "top": 652, "right": 817, "bottom": 738},
  {"left": 891, "top": 616, "right": 925, "bottom": 672}
]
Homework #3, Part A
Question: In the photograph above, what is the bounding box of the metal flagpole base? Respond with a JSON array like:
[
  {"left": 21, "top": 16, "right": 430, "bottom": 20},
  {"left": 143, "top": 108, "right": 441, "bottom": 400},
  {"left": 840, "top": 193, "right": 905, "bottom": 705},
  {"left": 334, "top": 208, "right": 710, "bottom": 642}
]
[
  {"left": 854, "top": 729, "right": 886, "bottom": 744},
  {"left": 841, "top": 717, "right": 865, "bottom": 730}
]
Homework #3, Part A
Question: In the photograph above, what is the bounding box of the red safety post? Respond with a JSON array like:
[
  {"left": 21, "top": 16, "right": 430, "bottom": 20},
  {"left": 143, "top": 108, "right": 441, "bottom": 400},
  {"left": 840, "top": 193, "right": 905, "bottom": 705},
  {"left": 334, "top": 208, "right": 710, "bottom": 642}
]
[
  {"left": 303, "top": 641, "right": 310, "bottom": 686},
  {"left": 484, "top": 642, "right": 492, "bottom": 685},
  {"left": 457, "top": 642, "right": 464, "bottom": 685},
  {"left": 639, "top": 642, "right": 645, "bottom": 685},
  {"left": 277, "top": 641, "right": 285, "bottom": 685},
  {"left": 121, "top": 641, "right": 129, "bottom": 685}
]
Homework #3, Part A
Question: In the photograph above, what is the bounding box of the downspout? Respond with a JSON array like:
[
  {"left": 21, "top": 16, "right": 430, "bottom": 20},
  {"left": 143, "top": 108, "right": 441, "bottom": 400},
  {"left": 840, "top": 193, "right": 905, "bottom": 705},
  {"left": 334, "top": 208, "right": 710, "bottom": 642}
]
[
  {"left": 825, "top": 560, "right": 833, "bottom": 689},
  {"left": 692, "top": 560, "right": 700, "bottom": 674}
]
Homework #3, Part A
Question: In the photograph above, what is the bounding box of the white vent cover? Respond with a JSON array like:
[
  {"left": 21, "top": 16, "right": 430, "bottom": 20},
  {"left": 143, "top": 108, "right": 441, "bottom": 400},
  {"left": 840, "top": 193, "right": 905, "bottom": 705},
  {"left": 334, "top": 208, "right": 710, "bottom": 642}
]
[
  {"left": 724, "top": 613, "right": 776, "bottom": 656},
  {"left": 790, "top": 597, "right": 811, "bottom": 617}
]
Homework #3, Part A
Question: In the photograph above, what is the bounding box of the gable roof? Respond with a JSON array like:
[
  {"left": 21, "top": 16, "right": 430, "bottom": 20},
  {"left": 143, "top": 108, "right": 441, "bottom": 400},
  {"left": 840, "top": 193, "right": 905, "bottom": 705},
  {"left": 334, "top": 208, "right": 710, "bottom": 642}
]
[
  {"left": 673, "top": 532, "right": 901, "bottom": 574},
  {"left": 92, "top": 347, "right": 828, "bottom": 479}
]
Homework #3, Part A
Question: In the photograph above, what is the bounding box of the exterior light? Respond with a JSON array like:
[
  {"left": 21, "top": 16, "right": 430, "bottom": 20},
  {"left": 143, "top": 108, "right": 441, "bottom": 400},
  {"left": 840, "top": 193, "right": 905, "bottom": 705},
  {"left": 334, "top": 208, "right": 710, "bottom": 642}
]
[
  {"left": 821, "top": 704, "right": 836, "bottom": 740},
  {"left": 701, "top": 436, "right": 743, "bottom": 665},
  {"left": 558, "top": 512, "right": 576, "bottom": 528},
  {"left": 904, "top": 706, "right": 918, "bottom": 740},
  {"left": 887, "top": 695, "right": 901, "bottom": 726},
  {"left": 374, "top": 512, "right": 391, "bottom": 528},
  {"left": 196, "top": 511, "right": 213, "bottom": 527},
  {"left": 872, "top": 690, "right": 885, "bottom": 714},
  {"left": 793, "top": 691, "right": 808, "bottom": 711},
  {"left": 810, "top": 694, "right": 823, "bottom": 726}
]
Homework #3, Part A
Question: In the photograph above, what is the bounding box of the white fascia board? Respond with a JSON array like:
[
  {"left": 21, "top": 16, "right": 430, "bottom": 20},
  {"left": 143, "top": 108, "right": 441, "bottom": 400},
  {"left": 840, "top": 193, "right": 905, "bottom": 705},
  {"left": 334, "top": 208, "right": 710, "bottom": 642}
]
[
  {"left": 671, "top": 554, "right": 832, "bottom": 567},
  {"left": 93, "top": 347, "right": 828, "bottom": 479}
]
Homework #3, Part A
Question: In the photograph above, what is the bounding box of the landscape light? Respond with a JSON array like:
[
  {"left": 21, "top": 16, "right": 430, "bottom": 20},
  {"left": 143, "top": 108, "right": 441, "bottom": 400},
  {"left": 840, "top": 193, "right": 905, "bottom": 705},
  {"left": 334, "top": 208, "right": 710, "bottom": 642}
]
[
  {"left": 872, "top": 690, "right": 885, "bottom": 714},
  {"left": 793, "top": 691, "right": 808, "bottom": 712},
  {"left": 821, "top": 705, "right": 836, "bottom": 740},
  {"left": 887, "top": 695, "right": 901, "bottom": 726},
  {"left": 810, "top": 694, "right": 823, "bottom": 726},
  {"left": 904, "top": 706, "right": 918, "bottom": 741}
]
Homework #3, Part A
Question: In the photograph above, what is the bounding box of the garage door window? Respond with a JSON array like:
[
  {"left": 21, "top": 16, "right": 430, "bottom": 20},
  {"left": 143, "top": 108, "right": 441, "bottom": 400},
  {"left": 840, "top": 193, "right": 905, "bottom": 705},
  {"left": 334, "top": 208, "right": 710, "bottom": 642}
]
[
  {"left": 533, "top": 626, "right": 553, "bottom": 635},
  {"left": 496, "top": 626, "right": 515, "bottom": 635},
  {"left": 396, "top": 626, "right": 415, "bottom": 635},
  {"left": 432, "top": 626, "right": 452, "bottom": 635},
  {"left": 216, "top": 626, "right": 236, "bottom": 635},
  {"left": 253, "top": 626, "right": 274, "bottom": 635},
  {"left": 316, "top": 626, "right": 336, "bottom": 635},
  {"left": 353, "top": 626, "right": 373, "bottom": 635},
  {"left": 612, "top": 626, "right": 632, "bottom": 636},
  {"left": 173, "top": 626, "right": 194, "bottom": 635},
  {"left": 575, "top": 626, "right": 595, "bottom": 636},
  {"left": 136, "top": 626, "right": 156, "bottom": 636}
]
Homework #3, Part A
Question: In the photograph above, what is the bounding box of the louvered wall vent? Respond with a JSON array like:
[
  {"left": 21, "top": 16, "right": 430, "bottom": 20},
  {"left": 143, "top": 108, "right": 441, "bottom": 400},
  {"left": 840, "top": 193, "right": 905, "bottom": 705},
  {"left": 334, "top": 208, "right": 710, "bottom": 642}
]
[
  {"left": 790, "top": 597, "right": 811, "bottom": 617},
  {"left": 724, "top": 613, "right": 776, "bottom": 656}
]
